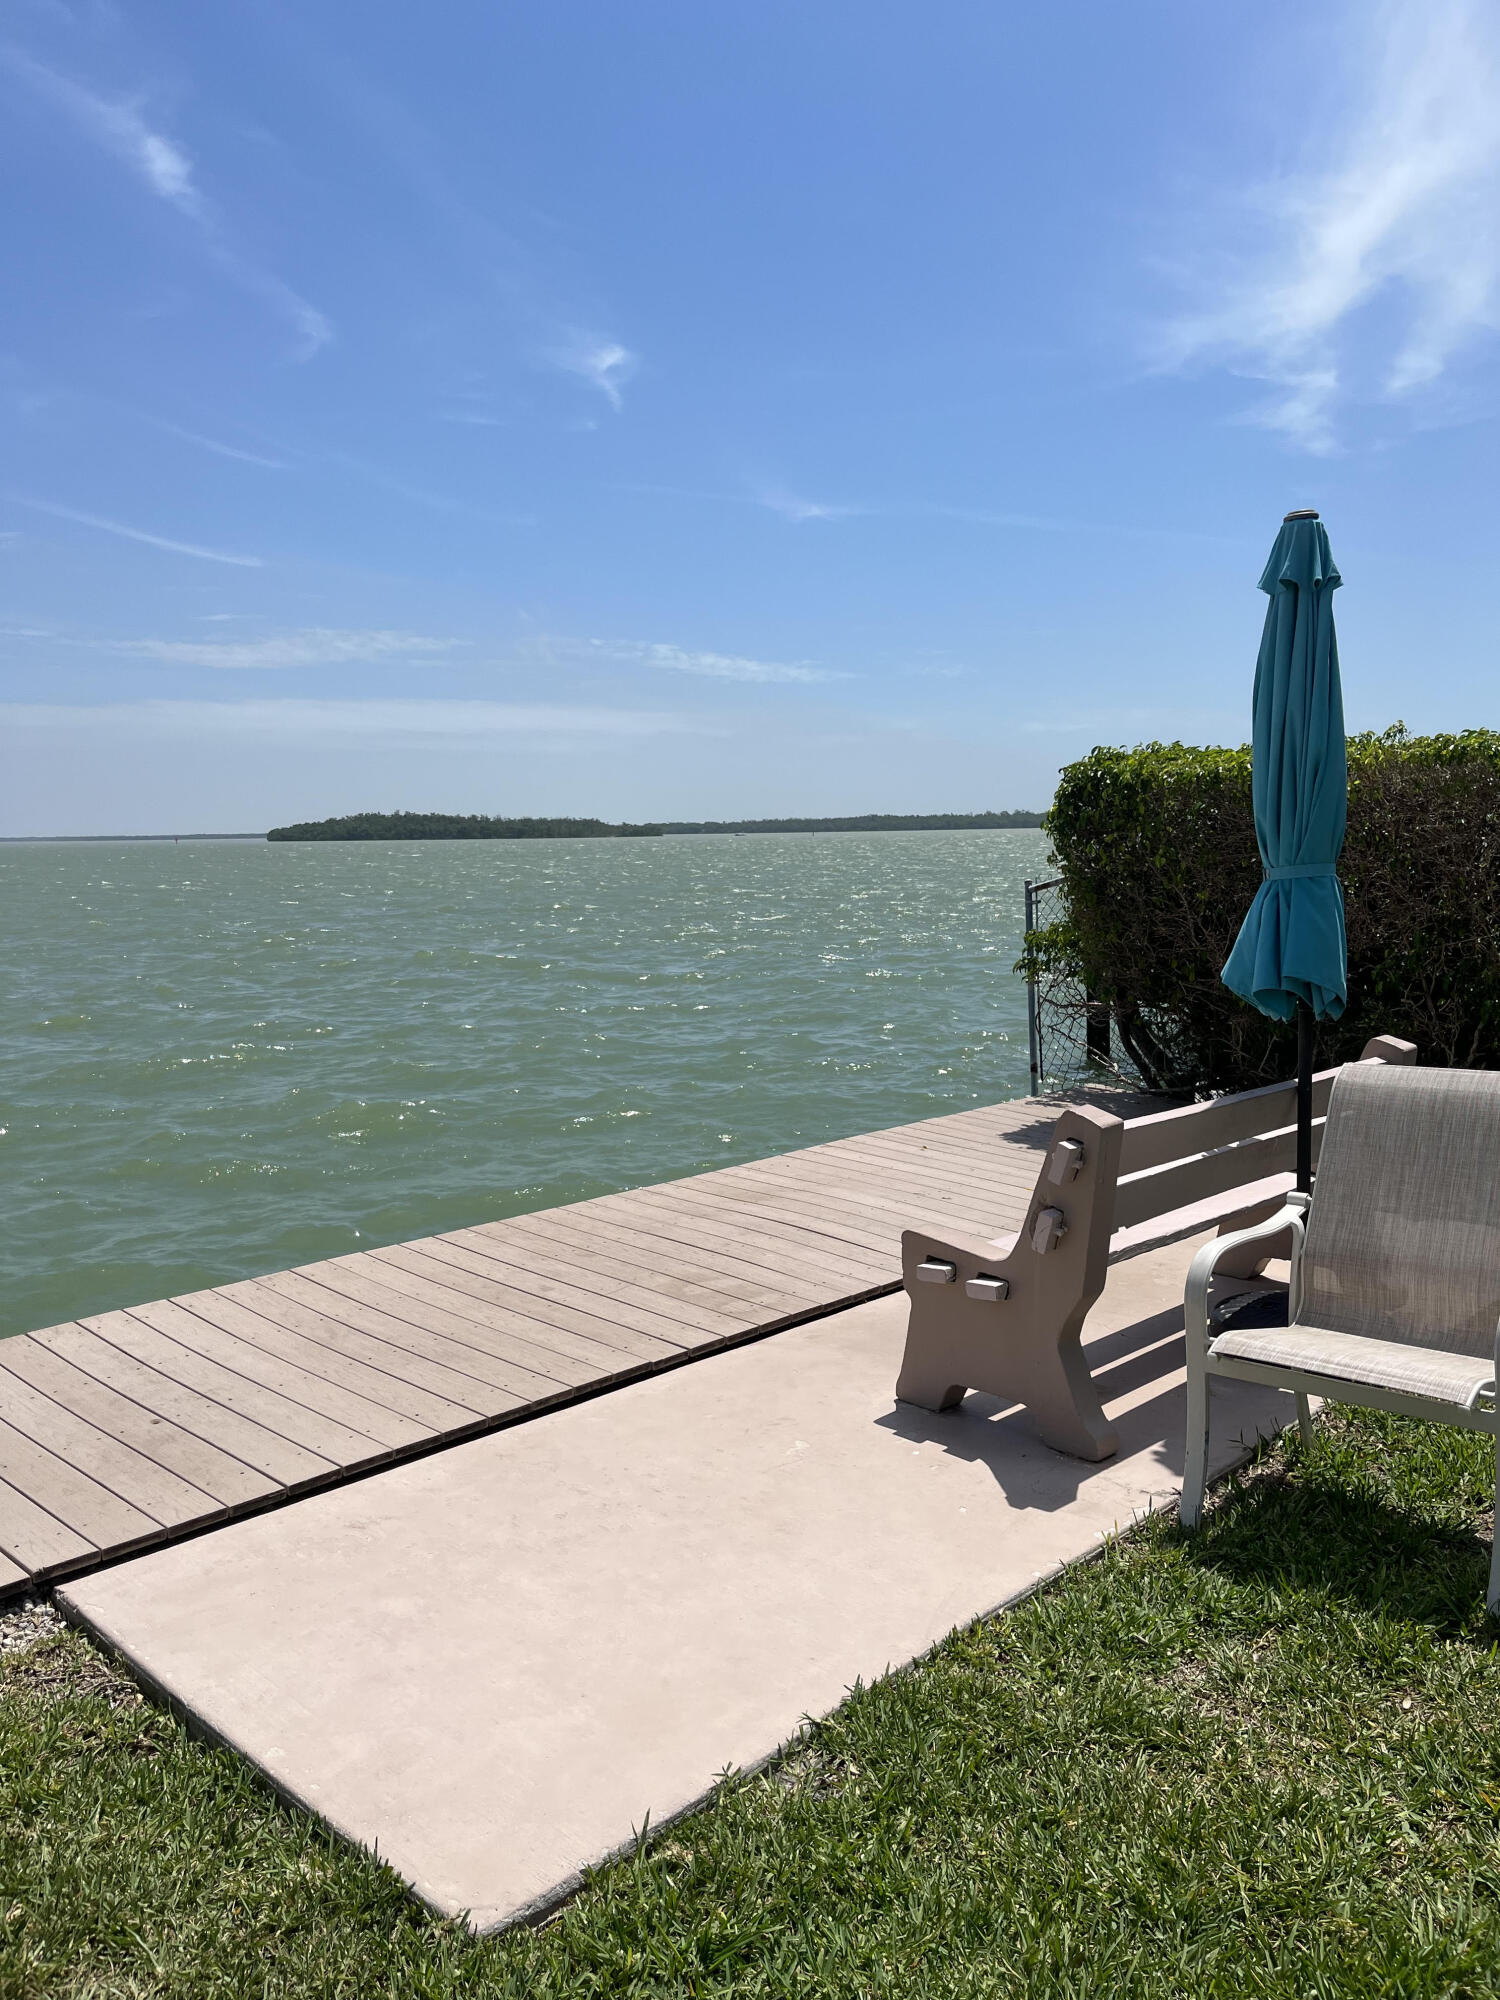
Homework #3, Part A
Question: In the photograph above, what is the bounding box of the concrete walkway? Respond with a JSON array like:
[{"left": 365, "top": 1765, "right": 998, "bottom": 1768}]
[{"left": 60, "top": 1233, "right": 1292, "bottom": 1933}]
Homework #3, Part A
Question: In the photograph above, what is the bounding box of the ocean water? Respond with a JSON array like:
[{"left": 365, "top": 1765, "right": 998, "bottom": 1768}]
[{"left": 1, "top": 829, "right": 1047, "bottom": 1337}]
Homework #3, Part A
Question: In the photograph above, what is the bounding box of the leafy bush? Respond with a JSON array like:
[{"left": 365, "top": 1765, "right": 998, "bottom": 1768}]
[{"left": 1029, "top": 727, "right": 1500, "bottom": 1093}]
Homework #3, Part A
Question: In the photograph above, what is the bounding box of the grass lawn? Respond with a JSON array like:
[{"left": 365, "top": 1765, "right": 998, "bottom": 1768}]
[{"left": 5, "top": 1406, "right": 1500, "bottom": 1998}]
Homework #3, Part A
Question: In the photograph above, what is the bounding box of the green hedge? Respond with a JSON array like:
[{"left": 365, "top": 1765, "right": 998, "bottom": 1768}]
[{"left": 1029, "top": 726, "right": 1500, "bottom": 1093}]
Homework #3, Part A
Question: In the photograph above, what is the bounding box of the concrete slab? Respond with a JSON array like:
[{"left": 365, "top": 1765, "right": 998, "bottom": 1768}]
[{"left": 60, "top": 1236, "right": 1292, "bottom": 1933}]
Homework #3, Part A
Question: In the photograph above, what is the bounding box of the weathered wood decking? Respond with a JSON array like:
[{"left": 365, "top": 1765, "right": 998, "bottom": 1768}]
[{"left": 0, "top": 1094, "right": 1084, "bottom": 1596}]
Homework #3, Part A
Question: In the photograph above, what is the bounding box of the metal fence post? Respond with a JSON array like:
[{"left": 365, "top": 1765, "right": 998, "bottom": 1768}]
[
  {"left": 1085, "top": 990, "right": 1111, "bottom": 1066},
  {"left": 1025, "top": 877, "right": 1042, "bottom": 1094}
]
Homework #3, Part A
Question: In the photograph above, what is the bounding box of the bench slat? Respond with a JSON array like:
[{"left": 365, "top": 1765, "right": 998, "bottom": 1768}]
[
  {"left": 1117, "top": 1068, "right": 1338, "bottom": 1177},
  {"left": 1112, "top": 1119, "right": 1326, "bottom": 1233},
  {"left": 1108, "top": 1173, "right": 1295, "bottom": 1260}
]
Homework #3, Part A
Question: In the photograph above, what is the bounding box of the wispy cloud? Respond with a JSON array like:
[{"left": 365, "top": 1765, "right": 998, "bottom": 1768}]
[
  {"left": 1159, "top": 0, "right": 1500, "bottom": 450},
  {"left": 1, "top": 700, "right": 717, "bottom": 740},
  {"left": 639, "top": 482, "right": 1236, "bottom": 545},
  {"left": 590, "top": 639, "right": 849, "bottom": 685},
  {"left": 6, "top": 496, "right": 263, "bottom": 566},
  {"left": 0, "top": 49, "right": 206, "bottom": 217},
  {"left": 309, "top": 443, "right": 535, "bottom": 527},
  {"left": 150, "top": 420, "right": 287, "bottom": 469},
  {"left": 549, "top": 334, "right": 636, "bottom": 411},
  {"left": 236, "top": 21, "right": 635, "bottom": 407},
  {"left": 0, "top": 47, "right": 332, "bottom": 360},
  {"left": 751, "top": 483, "right": 859, "bottom": 523},
  {"left": 115, "top": 629, "right": 465, "bottom": 670}
]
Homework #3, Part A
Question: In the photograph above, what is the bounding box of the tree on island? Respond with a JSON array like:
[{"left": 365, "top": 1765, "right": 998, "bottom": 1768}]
[
  {"left": 266, "top": 812, "right": 663, "bottom": 841},
  {"left": 266, "top": 809, "right": 1045, "bottom": 842}
]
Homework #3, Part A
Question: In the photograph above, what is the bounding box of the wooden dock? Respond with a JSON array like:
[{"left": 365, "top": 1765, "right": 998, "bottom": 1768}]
[{"left": 0, "top": 1094, "right": 1076, "bottom": 1597}]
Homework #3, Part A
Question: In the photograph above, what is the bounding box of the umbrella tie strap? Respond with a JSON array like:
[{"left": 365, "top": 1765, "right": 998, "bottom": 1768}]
[{"left": 1263, "top": 862, "right": 1338, "bottom": 880}]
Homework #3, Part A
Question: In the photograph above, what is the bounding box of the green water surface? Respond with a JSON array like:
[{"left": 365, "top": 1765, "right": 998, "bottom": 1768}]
[{"left": 1, "top": 829, "right": 1046, "bottom": 1336}]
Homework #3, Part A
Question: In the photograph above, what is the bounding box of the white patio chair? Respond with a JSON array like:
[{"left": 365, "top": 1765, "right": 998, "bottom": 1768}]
[{"left": 1182, "top": 1063, "right": 1500, "bottom": 1611}]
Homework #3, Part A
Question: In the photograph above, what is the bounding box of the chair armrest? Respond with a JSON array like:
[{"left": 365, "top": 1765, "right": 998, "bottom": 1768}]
[
  {"left": 1184, "top": 1196, "right": 1308, "bottom": 1357},
  {"left": 1486, "top": 1319, "right": 1500, "bottom": 1415}
]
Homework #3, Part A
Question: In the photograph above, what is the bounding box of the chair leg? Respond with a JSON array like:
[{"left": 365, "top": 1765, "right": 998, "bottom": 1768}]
[
  {"left": 1181, "top": 1361, "right": 1210, "bottom": 1530},
  {"left": 1488, "top": 1437, "right": 1500, "bottom": 1619},
  {"left": 1296, "top": 1393, "right": 1315, "bottom": 1449}
]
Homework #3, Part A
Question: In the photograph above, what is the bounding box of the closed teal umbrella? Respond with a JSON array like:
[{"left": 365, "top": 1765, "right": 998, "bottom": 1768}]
[{"left": 1221, "top": 508, "right": 1348, "bottom": 1190}]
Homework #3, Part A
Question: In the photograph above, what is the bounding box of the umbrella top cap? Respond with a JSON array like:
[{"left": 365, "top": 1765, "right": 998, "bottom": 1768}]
[{"left": 1260, "top": 512, "right": 1340, "bottom": 595}]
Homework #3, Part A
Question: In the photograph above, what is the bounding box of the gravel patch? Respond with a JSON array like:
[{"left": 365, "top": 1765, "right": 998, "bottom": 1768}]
[
  {"left": 0, "top": 1592, "right": 145, "bottom": 1709},
  {"left": 0, "top": 1592, "right": 63, "bottom": 1656}
]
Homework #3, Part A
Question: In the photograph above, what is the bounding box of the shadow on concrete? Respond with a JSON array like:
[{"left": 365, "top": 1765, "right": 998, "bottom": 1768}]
[
  {"left": 875, "top": 1396, "right": 1109, "bottom": 1511},
  {"left": 874, "top": 1301, "right": 1289, "bottom": 1510}
]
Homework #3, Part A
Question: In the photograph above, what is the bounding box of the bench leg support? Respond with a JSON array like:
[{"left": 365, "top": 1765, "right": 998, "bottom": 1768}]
[
  {"left": 894, "top": 1106, "right": 1125, "bottom": 1464},
  {"left": 894, "top": 1297, "right": 1119, "bottom": 1462},
  {"left": 891, "top": 1350, "right": 967, "bottom": 1413}
]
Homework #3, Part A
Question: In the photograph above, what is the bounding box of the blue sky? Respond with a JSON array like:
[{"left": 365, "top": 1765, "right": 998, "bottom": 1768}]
[{"left": 2, "top": 0, "right": 1498, "bottom": 834}]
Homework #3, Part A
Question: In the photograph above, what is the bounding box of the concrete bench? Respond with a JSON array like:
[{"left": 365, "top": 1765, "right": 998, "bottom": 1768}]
[{"left": 893, "top": 1035, "right": 1418, "bottom": 1461}]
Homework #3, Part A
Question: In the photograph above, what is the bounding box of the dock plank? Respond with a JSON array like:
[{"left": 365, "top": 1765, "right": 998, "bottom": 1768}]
[
  {"left": 597, "top": 1186, "right": 888, "bottom": 1283},
  {"left": 374, "top": 1240, "right": 694, "bottom": 1357},
  {"left": 124, "top": 1299, "right": 429, "bottom": 1454},
  {"left": 419, "top": 1233, "right": 739, "bottom": 1342},
  {"left": 184, "top": 1289, "right": 473, "bottom": 1433},
  {"left": 84, "top": 1311, "right": 387, "bottom": 1472},
  {"left": 733, "top": 1130, "right": 1017, "bottom": 1191},
  {"left": 568, "top": 1214, "right": 876, "bottom": 1300},
  {"left": 297, "top": 1263, "right": 637, "bottom": 1390},
  {"left": 0, "top": 1337, "right": 279, "bottom": 1508},
  {"left": 0, "top": 1085, "right": 1076, "bottom": 1591},
  {"left": 604, "top": 1168, "right": 900, "bottom": 1248},
  {"left": 0, "top": 1416, "right": 160, "bottom": 1557},
  {"left": 703, "top": 1188, "right": 1009, "bottom": 1263},
  {"left": 713, "top": 1156, "right": 1012, "bottom": 1233},
  {"left": 0, "top": 1475, "right": 97, "bottom": 1577},
  {"left": 510, "top": 1205, "right": 830, "bottom": 1311},
  {"left": 475, "top": 1211, "right": 815, "bottom": 1322},
  {"left": 31, "top": 1324, "right": 330, "bottom": 1488},
  {"left": 0, "top": 1370, "right": 221, "bottom": 1531},
  {"left": 238, "top": 1274, "right": 514, "bottom": 1414},
  {"left": 690, "top": 1172, "right": 954, "bottom": 1247}
]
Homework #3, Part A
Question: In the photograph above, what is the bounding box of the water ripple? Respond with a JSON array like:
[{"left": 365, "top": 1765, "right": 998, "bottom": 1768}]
[{"left": 0, "top": 830, "right": 1047, "bottom": 1333}]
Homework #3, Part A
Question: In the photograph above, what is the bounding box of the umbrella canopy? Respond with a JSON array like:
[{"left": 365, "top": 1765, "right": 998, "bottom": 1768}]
[{"left": 1221, "top": 511, "right": 1348, "bottom": 1024}]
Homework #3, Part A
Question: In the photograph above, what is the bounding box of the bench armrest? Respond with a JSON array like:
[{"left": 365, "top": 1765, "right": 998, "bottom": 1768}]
[
  {"left": 1184, "top": 1195, "right": 1308, "bottom": 1358},
  {"left": 901, "top": 1228, "right": 1017, "bottom": 1285}
]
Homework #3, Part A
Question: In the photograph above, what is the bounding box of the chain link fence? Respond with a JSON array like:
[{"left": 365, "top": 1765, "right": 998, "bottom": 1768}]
[{"left": 1024, "top": 877, "right": 1149, "bottom": 1094}]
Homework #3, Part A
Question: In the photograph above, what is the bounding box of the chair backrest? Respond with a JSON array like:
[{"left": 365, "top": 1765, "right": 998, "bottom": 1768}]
[{"left": 1299, "top": 1064, "right": 1500, "bottom": 1356}]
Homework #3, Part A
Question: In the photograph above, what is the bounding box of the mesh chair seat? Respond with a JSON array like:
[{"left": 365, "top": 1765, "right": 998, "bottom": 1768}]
[{"left": 1210, "top": 1322, "right": 1497, "bottom": 1409}]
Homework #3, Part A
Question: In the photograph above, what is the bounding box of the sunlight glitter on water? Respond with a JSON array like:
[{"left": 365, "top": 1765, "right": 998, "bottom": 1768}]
[{"left": 0, "top": 829, "right": 1048, "bottom": 1334}]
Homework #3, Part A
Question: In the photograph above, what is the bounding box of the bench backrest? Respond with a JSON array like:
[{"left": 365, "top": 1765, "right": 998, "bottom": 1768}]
[{"left": 1102, "top": 1035, "right": 1417, "bottom": 1247}]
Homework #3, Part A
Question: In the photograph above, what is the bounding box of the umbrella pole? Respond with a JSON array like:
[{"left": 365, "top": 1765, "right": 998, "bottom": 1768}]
[{"left": 1296, "top": 1000, "right": 1314, "bottom": 1194}]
